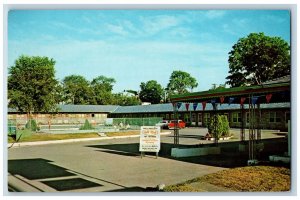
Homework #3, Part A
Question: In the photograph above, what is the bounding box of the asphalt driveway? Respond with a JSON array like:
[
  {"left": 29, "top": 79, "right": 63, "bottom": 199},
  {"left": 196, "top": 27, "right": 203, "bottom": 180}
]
[
  {"left": 8, "top": 135, "right": 226, "bottom": 192},
  {"left": 7, "top": 127, "right": 286, "bottom": 192}
]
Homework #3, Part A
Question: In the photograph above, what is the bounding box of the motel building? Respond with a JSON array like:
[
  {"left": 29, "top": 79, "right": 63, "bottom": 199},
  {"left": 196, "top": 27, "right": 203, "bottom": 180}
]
[{"left": 8, "top": 76, "right": 291, "bottom": 132}]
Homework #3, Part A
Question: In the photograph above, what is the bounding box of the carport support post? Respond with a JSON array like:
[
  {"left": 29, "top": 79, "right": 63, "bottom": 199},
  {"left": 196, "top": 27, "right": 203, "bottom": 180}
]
[
  {"left": 240, "top": 104, "right": 245, "bottom": 142},
  {"left": 212, "top": 103, "right": 218, "bottom": 146},
  {"left": 248, "top": 95, "right": 254, "bottom": 161},
  {"left": 256, "top": 103, "right": 261, "bottom": 140},
  {"left": 173, "top": 103, "right": 179, "bottom": 146}
]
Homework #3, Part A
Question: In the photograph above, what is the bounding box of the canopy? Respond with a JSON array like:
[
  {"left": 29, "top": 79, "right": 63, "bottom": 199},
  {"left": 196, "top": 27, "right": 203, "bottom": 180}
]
[{"left": 170, "top": 82, "right": 290, "bottom": 105}]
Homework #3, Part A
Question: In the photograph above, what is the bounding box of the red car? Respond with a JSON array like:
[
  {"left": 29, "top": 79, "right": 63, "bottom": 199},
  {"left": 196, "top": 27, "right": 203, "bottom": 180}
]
[{"left": 168, "top": 120, "right": 186, "bottom": 129}]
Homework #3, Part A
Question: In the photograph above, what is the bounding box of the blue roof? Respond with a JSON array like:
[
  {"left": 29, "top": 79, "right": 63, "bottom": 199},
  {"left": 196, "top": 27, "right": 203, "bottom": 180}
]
[
  {"left": 8, "top": 105, "right": 119, "bottom": 113},
  {"left": 8, "top": 103, "right": 290, "bottom": 114},
  {"left": 263, "top": 75, "right": 290, "bottom": 85},
  {"left": 112, "top": 102, "right": 290, "bottom": 114},
  {"left": 57, "top": 104, "right": 119, "bottom": 113}
]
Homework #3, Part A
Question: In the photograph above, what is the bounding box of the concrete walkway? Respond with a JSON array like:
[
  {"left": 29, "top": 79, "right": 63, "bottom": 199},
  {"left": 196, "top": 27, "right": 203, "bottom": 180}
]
[
  {"left": 7, "top": 131, "right": 226, "bottom": 192},
  {"left": 7, "top": 128, "right": 285, "bottom": 193}
]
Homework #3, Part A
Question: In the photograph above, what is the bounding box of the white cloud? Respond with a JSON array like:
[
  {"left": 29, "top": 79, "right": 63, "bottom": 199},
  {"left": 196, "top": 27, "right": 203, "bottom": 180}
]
[
  {"left": 262, "top": 14, "right": 287, "bottom": 24},
  {"left": 101, "top": 15, "right": 185, "bottom": 38},
  {"left": 205, "top": 10, "right": 227, "bottom": 19},
  {"left": 222, "top": 24, "right": 239, "bottom": 36},
  {"left": 232, "top": 18, "right": 249, "bottom": 28},
  {"left": 140, "top": 15, "right": 181, "bottom": 35},
  {"left": 51, "top": 21, "right": 76, "bottom": 31},
  {"left": 169, "top": 27, "right": 191, "bottom": 38},
  {"left": 81, "top": 15, "right": 92, "bottom": 24},
  {"left": 8, "top": 38, "right": 231, "bottom": 92},
  {"left": 222, "top": 18, "right": 250, "bottom": 36},
  {"left": 106, "top": 23, "right": 129, "bottom": 36}
]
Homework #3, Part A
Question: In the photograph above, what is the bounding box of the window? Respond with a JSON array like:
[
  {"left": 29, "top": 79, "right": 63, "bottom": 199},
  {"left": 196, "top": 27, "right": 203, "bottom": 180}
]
[
  {"left": 232, "top": 112, "right": 241, "bottom": 123},
  {"left": 269, "top": 112, "right": 281, "bottom": 123},
  {"left": 166, "top": 114, "right": 169, "bottom": 119},
  {"left": 91, "top": 114, "right": 95, "bottom": 118},
  {"left": 223, "top": 113, "right": 229, "bottom": 121},
  {"left": 192, "top": 113, "right": 196, "bottom": 121},
  {"left": 198, "top": 113, "right": 202, "bottom": 122},
  {"left": 184, "top": 113, "right": 190, "bottom": 122},
  {"left": 204, "top": 113, "right": 210, "bottom": 124},
  {"left": 285, "top": 112, "right": 290, "bottom": 123}
]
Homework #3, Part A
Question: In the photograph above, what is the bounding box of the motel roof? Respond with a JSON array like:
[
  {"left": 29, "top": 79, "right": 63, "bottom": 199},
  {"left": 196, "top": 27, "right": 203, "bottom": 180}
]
[
  {"left": 8, "top": 105, "right": 119, "bottom": 114},
  {"left": 111, "top": 102, "right": 290, "bottom": 114},
  {"left": 8, "top": 102, "right": 290, "bottom": 114}
]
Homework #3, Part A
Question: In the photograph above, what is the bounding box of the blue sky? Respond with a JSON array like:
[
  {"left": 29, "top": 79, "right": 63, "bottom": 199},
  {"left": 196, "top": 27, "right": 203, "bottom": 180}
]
[{"left": 8, "top": 10, "right": 290, "bottom": 93}]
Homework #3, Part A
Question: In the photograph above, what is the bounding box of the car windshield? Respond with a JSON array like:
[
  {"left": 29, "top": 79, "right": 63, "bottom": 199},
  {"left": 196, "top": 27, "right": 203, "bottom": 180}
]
[{"left": 171, "top": 120, "right": 182, "bottom": 123}]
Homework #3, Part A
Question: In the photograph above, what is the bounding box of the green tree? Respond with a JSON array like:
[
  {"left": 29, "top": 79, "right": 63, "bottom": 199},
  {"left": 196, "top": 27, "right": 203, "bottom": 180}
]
[
  {"left": 8, "top": 55, "right": 59, "bottom": 120},
  {"left": 208, "top": 115, "right": 230, "bottom": 138},
  {"left": 226, "top": 32, "right": 290, "bottom": 87},
  {"left": 112, "top": 93, "right": 140, "bottom": 106},
  {"left": 79, "top": 119, "right": 94, "bottom": 130},
  {"left": 91, "top": 75, "right": 116, "bottom": 105},
  {"left": 166, "top": 70, "right": 198, "bottom": 95},
  {"left": 139, "top": 80, "right": 164, "bottom": 104},
  {"left": 62, "top": 75, "right": 94, "bottom": 104},
  {"left": 209, "top": 84, "right": 226, "bottom": 91}
]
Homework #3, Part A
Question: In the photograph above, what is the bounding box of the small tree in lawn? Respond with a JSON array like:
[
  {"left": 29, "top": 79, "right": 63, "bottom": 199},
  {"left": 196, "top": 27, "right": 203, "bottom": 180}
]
[{"left": 80, "top": 119, "right": 94, "bottom": 130}]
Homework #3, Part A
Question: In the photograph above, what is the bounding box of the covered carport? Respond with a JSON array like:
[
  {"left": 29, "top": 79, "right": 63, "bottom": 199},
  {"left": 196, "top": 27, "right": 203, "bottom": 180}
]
[{"left": 170, "top": 80, "right": 290, "bottom": 162}]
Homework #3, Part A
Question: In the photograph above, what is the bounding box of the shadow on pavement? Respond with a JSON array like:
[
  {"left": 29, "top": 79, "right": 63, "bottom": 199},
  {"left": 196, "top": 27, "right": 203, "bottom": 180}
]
[
  {"left": 106, "top": 186, "right": 145, "bottom": 192},
  {"left": 41, "top": 178, "right": 102, "bottom": 191},
  {"left": 86, "top": 137, "right": 288, "bottom": 168},
  {"left": 106, "top": 186, "right": 162, "bottom": 192},
  {"left": 166, "top": 134, "right": 203, "bottom": 139},
  {"left": 8, "top": 158, "right": 74, "bottom": 180},
  {"left": 8, "top": 158, "right": 103, "bottom": 191}
]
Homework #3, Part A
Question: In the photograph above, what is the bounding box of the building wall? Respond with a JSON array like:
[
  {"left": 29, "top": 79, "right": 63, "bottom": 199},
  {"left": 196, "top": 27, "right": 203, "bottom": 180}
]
[
  {"left": 109, "top": 108, "right": 290, "bottom": 131},
  {"left": 8, "top": 113, "right": 108, "bottom": 127},
  {"left": 8, "top": 108, "right": 290, "bottom": 131}
]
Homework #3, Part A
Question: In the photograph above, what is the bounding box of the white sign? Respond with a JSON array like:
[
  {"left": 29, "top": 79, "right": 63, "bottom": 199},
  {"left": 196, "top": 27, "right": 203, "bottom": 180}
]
[{"left": 139, "top": 126, "right": 160, "bottom": 153}]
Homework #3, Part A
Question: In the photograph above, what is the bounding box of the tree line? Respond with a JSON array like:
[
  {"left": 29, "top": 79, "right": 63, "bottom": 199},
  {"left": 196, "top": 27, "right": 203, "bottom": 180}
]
[
  {"left": 8, "top": 32, "right": 290, "bottom": 118},
  {"left": 8, "top": 55, "right": 199, "bottom": 115},
  {"left": 61, "top": 70, "right": 198, "bottom": 105}
]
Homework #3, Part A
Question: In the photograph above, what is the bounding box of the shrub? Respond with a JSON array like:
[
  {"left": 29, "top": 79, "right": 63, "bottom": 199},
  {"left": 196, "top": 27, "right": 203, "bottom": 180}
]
[
  {"left": 219, "top": 115, "right": 230, "bottom": 137},
  {"left": 208, "top": 115, "right": 230, "bottom": 138},
  {"left": 25, "top": 119, "right": 39, "bottom": 131},
  {"left": 79, "top": 119, "right": 94, "bottom": 130}
]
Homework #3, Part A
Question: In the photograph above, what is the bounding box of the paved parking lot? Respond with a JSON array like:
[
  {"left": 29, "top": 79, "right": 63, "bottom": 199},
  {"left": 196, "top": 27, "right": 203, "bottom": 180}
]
[{"left": 7, "top": 127, "right": 287, "bottom": 192}]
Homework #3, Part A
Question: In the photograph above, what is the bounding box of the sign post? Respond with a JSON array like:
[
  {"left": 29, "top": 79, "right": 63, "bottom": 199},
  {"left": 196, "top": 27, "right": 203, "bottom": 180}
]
[{"left": 139, "top": 126, "right": 160, "bottom": 158}]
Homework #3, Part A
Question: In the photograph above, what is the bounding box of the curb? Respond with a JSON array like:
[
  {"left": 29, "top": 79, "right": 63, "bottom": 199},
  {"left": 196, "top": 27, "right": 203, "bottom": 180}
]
[
  {"left": 8, "top": 132, "right": 172, "bottom": 148},
  {"left": 8, "top": 174, "right": 42, "bottom": 192}
]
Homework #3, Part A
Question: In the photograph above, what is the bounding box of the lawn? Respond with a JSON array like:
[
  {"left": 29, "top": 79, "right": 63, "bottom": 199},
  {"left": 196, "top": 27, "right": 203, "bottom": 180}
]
[
  {"left": 7, "top": 129, "right": 143, "bottom": 143},
  {"left": 8, "top": 131, "right": 100, "bottom": 143},
  {"left": 105, "top": 130, "right": 140, "bottom": 137},
  {"left": 164, "top": 166, "right": 290, "bottom": 192}
]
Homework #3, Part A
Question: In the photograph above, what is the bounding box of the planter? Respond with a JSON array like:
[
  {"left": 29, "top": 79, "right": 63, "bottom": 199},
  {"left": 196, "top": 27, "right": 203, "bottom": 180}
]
[
  {"left": 204, "top": 136, "right": 232, "bottom": 141},
  {"left": 171, "top": 146, "right": 221, "bottom": 158}
]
